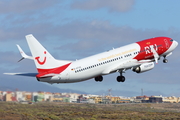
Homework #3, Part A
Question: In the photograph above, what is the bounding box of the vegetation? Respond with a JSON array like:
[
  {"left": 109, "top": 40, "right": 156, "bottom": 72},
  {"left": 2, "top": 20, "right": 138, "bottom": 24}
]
[{"left": 0, "top": 102, "right": 180, "bottom": 120}]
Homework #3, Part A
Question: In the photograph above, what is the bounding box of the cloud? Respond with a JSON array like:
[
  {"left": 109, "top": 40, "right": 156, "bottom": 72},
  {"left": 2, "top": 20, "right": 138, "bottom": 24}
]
[
  {"left": 0, "top": 22, "right": 54, "bottom": 42},
  {"left": 1, "top": 19, "right": 179, "bottom": 59},
  {"left": 71, "top": 0, "right": 135, "bottom": 12},
  {"left": 0, "top": 51, "right": 36, "bottom": 73},
  {"left": 0, "top": 0, "right": 62, "bottom": 41},
  {"left": 54, "top": 20, "right": 180, "bottom": 43},
  {"left": 53, "top": 21, "right": 180, "bottom": 58},
  {"left": 0, "top": 0, "right": 59, "bottom": 13}
]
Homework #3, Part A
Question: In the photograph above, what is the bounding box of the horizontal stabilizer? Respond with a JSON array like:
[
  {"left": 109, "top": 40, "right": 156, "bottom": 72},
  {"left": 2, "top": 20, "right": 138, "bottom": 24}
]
[
  {"left": 16, "top": 44, "right": 33, "bottom": 62},
  {"left": 3, "top": 73, "right": 38, "bottom": 77}
]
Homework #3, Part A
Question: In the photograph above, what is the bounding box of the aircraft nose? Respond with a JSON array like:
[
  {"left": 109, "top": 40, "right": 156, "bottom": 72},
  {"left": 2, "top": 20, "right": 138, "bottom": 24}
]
[{"left": 173, "top": 40, "right": 178, "bottom": 48}]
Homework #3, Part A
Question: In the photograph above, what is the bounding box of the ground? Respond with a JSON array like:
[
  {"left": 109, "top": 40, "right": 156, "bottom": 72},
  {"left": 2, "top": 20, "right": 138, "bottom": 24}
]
[{"left": 0, "top": 102, "right": 180, "bottom": 120}]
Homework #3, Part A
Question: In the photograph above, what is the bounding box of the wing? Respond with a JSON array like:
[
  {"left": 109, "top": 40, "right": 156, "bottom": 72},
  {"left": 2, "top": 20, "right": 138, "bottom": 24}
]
[
  {"left": 102, "top": 59, "right": 139, "bottom": 74},
  {"left": 102, "top": 59, "right": 156, "bottom": 75}
]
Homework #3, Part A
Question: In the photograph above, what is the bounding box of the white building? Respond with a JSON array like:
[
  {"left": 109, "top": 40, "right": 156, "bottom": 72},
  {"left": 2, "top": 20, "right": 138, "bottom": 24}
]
[
  {"left": 69, "top": 93, "right": 80, "bottom": 103},
  {"left": 32, "top": 92, "right": 38, "bottom": 102},
  {"left": 44, "top": 92, "right": 53, "bottom": 101},
  {"left": 61, "top": 93, "right": 80, "bottom": 103},
  {"left": 15, "top": 91, "right": 25, "bottom": 102}
]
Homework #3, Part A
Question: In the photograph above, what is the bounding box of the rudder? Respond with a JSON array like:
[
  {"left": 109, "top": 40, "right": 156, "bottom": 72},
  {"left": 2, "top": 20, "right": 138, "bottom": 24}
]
[{"left": 26, "top": 34, "right": 71, "bottom": 73}]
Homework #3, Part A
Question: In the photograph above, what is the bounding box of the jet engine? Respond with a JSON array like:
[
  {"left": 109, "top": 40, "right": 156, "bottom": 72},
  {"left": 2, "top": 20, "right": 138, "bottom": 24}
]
[{"left": 133, "top": 62, "right": 154, "bottom": 73}]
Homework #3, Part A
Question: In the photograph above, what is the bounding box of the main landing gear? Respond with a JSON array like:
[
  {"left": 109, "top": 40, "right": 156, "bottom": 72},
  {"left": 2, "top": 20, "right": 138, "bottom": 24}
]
[
  {"left": 117, "top": 71, "right": 125, "bottom": 82},
  {"left": 95, "top": 76, "right": 103, "bottom": 82},
  {"left": 95, "top": 71, "right": 126, "bottom": 82}
]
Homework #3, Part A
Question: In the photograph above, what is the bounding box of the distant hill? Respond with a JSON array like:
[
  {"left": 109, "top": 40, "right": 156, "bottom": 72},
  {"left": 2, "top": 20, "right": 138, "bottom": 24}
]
[{"left": 0, "top": 76, "right": 87, "bottom": 94}]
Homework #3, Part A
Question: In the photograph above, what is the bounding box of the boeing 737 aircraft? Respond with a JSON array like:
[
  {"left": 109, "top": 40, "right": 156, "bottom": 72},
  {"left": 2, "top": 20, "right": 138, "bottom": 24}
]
[{"left": 4, "top": 34, "right": 178, "bottom": 83}]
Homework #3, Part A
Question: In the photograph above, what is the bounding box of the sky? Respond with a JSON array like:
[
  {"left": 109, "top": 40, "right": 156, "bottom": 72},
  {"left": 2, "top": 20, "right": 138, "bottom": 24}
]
[{"left": 1, "top": 0, "right": 180, "bottom": 97}]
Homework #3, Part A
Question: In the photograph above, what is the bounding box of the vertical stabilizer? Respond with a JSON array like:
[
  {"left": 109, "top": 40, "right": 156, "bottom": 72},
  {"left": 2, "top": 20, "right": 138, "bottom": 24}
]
[{"left": 26, "top": 34, "right": 71, "bottom": 73}]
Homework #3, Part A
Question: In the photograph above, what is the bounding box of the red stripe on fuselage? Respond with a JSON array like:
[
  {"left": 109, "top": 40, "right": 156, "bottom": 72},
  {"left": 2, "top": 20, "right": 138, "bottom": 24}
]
[
  {"left": 134, "top": 37, "right": 172, "bottom": 61},
  {"left": 36, "top": 63, "right": 71, "bottom": 78}
]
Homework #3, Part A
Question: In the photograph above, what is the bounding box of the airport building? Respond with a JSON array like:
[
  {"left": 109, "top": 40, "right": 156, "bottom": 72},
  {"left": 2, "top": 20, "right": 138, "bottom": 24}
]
[{"left": 0, "top": 90, "right": 180, "bottom": 104}]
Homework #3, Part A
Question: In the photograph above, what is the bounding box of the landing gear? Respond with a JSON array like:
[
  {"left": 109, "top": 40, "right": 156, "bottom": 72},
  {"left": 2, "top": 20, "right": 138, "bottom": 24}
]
[
  {"left": 95, "top": 76, "right": 103, "bottom": 82},
  {"left": 117, "top": 76, "right": 125, "bottom": 82},
  {"left": 117, "top": 71, "right": 125, "bottom": 82},
  {"left": 163, "top": 58, "right": 168, "bottom": 63},
  {"left": 163, "top": 56, "right": 168, "bottom": 63}
]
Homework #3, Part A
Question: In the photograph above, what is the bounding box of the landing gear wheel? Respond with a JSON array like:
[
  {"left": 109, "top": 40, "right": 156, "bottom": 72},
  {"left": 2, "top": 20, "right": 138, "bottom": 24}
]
[
  {"left": 163, "top": 59, "right": 168, "bottom": 63},
  {"left": 117, "top": 76, "right": 125, "bottom": 82},
  {"left": 95, "top": 76, "right": 103, "bottom": 82},
  {"left": 121, "top": 76, "right": 125, "bottom": 82}
]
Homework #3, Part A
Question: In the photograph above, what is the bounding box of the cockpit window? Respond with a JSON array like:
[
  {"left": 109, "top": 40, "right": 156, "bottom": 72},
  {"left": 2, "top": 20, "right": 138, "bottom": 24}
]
[{"left": 170, "top": 39, "right": 173, "bottom": 42}]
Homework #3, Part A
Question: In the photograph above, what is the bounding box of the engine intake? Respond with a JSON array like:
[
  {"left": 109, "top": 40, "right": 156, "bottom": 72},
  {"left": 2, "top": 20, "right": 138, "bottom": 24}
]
[{"left": 133, "top": 62, "right": 154, "bottom": 73}]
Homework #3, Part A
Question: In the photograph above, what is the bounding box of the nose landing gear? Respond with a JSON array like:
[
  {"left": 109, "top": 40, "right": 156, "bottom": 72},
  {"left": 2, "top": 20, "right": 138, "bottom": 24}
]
[
  {"left": 163, "top": 58, "right": 168, "bottom": 63},
  {"left": 163, "top": 56, "right": 168, "bottom": 63}
]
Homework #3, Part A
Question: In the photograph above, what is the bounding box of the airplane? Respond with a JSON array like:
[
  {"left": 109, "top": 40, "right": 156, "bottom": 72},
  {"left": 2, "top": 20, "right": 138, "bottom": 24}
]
[{"left": 4, "top": 34, "right": 178, "bottom": 83}]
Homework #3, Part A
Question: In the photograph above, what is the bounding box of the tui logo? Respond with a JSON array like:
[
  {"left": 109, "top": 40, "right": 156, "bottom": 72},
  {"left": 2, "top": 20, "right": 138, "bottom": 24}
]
[{"left": 35, "top": 51, "right": 47, "bottom": 65}]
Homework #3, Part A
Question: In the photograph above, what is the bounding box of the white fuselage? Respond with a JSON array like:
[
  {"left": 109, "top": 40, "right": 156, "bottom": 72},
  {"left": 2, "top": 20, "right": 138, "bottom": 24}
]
[
  {"left": 5, "top": 35, "right": 178, "bottom": 83},
  {"left": 39, "top": 39, "right": 177, "bottom": 83}
]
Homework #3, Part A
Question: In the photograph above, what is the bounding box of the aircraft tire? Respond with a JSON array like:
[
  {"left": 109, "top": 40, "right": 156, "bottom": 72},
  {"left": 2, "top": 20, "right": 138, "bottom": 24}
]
[
  {"left": 117, "top": 76, "right": 125, "bottom": 82},
  {"left": 95, "top": 76, "right": 103, "bottom": 82},
  {"left": 163, "top": 59, "right": 168, "bottom": 63}
]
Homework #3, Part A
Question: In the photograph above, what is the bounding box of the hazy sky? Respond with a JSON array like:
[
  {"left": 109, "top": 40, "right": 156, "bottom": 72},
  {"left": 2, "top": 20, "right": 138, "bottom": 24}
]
[{"left": 1, "top": 0, "right": 180, "bottom": 97}]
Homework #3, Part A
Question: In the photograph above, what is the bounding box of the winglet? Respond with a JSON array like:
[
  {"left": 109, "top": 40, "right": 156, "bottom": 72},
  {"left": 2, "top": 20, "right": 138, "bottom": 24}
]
[{"left": 16, "top": 44, "right": 33, "bottom": 62}]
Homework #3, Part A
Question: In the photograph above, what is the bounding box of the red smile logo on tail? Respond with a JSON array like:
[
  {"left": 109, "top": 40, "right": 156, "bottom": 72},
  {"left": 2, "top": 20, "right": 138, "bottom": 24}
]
[{"left": 35, "top": 51, "right": 47, "bottom": 65}]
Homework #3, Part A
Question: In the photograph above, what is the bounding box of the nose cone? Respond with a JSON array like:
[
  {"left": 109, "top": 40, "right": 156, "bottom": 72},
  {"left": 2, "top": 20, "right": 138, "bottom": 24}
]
[
  {"left": 163, "top": 40, "right": 178, "bottom": 55},
  {"left": 173, "top": 40, "right": 178, "bottom": 48}
]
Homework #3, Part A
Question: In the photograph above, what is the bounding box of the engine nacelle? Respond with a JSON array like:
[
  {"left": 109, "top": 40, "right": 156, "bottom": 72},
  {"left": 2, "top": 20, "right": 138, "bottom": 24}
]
[{"left": 133, "top": 62, "right": 154, "bottom": 73}]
